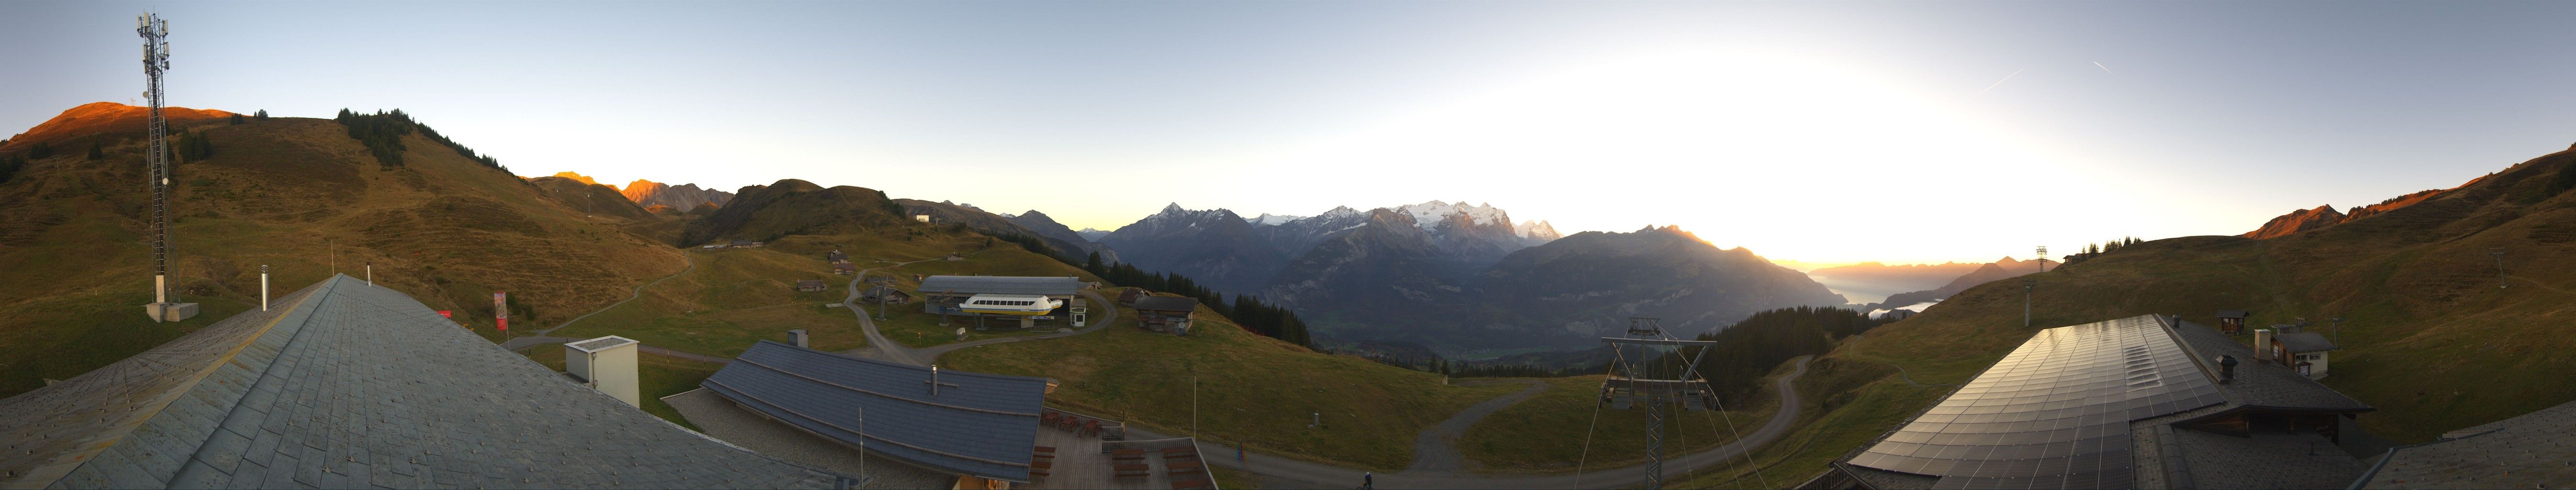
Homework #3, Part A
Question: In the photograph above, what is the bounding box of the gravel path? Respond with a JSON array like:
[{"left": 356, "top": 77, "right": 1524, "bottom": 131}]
[{"left": 1405, "top": 379, "right": 1549, "bottom": 473}]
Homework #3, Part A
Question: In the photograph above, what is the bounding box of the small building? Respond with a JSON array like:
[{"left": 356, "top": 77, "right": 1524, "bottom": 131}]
[
  {"left": 2214, "top": 309, "right": 2250, "bottom": 334},
  {"left": 731, "top": 239, "right": 763, "bottom": 248},
  {"left": 833, "top": 262, "right": 858, "bottom": 275},
  {"left": 702, "top": 243, "right": 728, "bottom": 249},
  {"left": 1115, "top": 288, "right": 1146, "bottom": 306},
  {"left": 1132, "top": 296, "right": 1198, "bottom": 335},
  {"left": 2272, "top": 331, "right": 2339, "bottom": 378},
  {"left": 795, "top": 279, "right": 828, "bottom": 292},
  {"left": 860, "top": 286, "right": 912, "bottom": 305},
  {"left": 826, "top": 249, "right": 848, "bottom": 262}
]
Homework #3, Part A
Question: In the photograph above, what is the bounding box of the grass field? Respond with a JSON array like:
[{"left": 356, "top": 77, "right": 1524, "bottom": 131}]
[
  {"left": 941, "top": 304, "right": 1529, "bottom": 472},
  {"left": 517, "top": 344, "right": 727, "bottom": 430},
  {"left": 548, "top": 247, "right": 867, "bottom": 357},
  {"left": 1453, "top": 372, "right": 1780, "bottom": 474}
]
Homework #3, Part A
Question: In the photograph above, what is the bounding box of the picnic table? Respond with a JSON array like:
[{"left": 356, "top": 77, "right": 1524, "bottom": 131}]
[
  {"left": 1112, "top": 448, "right": 1147, "bottom": 461},
  {"left": 1113, "top": 463, "right": 1152, "bottom": 479}
]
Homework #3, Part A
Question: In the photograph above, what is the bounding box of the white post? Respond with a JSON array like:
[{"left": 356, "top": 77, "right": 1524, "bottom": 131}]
[
  {"left": 260, "top": 265, "right": 269, "bottom": 311},
  {"left": 365, "top": 263, "right": 372, "bottom": 286}
]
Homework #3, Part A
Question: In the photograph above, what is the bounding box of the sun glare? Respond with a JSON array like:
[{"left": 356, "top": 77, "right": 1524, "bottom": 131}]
[{"left": 1255, "top": 49, "right": 2123, "bottom": 265}]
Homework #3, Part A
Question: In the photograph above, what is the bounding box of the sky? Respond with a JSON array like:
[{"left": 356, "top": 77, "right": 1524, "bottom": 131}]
[{"left": 6, "top": 1, "right": 2575, "bottom": 266}]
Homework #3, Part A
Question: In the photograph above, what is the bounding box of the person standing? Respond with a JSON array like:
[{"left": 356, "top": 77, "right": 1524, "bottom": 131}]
[{"left": 1362, "top": 471, "right": 1373, "bottom": 490}]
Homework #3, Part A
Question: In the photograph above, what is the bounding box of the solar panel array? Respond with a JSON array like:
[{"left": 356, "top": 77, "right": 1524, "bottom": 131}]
[{"left": 1848, "top": 315, "right": 2226, "bottom": 490}]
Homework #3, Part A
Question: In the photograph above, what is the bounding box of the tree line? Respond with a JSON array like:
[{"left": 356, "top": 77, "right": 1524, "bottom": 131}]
[
  {"left": 1636, "top": 305, "right": 1896, "bottom": 405},
  {"left": 334, "top": 109, "right": 506, "bottom": 171},
  {"left": 1078, "top": 251, "right": 1314, "bottom": 347}
]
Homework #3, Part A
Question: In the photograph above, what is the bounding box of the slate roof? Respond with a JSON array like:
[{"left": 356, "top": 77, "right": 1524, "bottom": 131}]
[
  {"left": 2215, "top": 310, "right": 2249, "bottom": 319},
  {"left": 2166, "top": 318, "right": 2370, "bottom": 412},
  {"left": 1842, "top": 315, "right": 2228, "bottom": 489},
  {"left": 915, "top": 276, "right": 1080, "bottom": 297},
  {"left": 2356, "top": 399, "right": 2576, "bottom": 489},
  {"left": 2274, "top": 332, "right": 2338, "bottom": 353},
  {"left": 0, "top": 275, "right": 847, "bottom": 489},
  {"left": 1820, "top": 314, "right": 2375, "bottom": 490},
  {"left": 1130, "top": 296, "right": 1199, "bottom": 313},
  {"left": 701, "top": 341, "right": 1047, "bottom": 482}
]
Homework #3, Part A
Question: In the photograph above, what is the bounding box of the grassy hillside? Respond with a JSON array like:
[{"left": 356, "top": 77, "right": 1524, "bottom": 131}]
[
  {"left": 0, "top": 105, "right": 686, "bottom": 397},
  {"left": 1453, "top": 374, "right": 1778, "bottom": 474},
  {"left": 942, "top": 301, "right": 1529, "bottom": 472},
  {"left": 1691, "top": 145, "right": 2576, "bottom": 487},
  {"left": 545, "top": 246, "right": 867, "bottom": 357}
]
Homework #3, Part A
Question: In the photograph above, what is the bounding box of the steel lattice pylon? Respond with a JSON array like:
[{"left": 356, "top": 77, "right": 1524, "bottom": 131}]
[
  {"left": 1597, "top": 317, "right": 1722, "bottom": 490},
  {"left": 139, "top": 13, "right": 173, "bottom": 308}
]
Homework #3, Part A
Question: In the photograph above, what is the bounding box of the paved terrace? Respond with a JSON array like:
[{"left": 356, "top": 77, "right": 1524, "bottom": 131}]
[{"left": 0, "top": 275, "right": 850, "bottom": 489}]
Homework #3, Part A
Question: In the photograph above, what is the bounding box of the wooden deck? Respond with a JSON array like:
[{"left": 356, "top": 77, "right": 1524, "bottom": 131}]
[{"left": 1023, "top": 426, "right": 1215, "bottom": 490}]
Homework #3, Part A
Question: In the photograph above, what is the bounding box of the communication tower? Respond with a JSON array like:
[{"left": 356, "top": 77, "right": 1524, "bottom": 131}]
[{"left": 138, "top": 12, "right": 198, "bottom": 322}]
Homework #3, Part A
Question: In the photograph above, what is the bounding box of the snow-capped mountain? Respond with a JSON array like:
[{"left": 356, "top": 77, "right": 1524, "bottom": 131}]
[
  {"left": 1246, "top": 213, "right": 1306, "bottom": 226},
  {"left": 1097, "top": 203, "right": 1290, "bottom": 294},
  {"left": 1394, "top": 200, "right": 1509, "bottom": 232},
  {"left": 1245, "top": 200, "right": 1557, "bottom": 262},
  {"left": 1518, "top": 220, "right": 1562, "bottom": 245},
  {"left": 1252, "top": 206, "right": 1371, "bottom": 257}
]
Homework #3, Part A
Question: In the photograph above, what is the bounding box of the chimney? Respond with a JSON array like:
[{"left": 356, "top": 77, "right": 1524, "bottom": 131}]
[
  {"left": 2218, "top": 355, "right": 2238, "bottom": 383},
  {"left": 2253, "top": 329, "right": 2274, "bottom": 361},
  {"left": 565, "top": 335, "right": 642, "bottom": 408},
  {"left": 787, "top": 329, "right": 809, "bottom": 348}
]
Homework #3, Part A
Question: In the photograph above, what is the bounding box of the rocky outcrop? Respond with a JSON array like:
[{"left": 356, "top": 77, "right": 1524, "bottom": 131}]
[
  {"left": 2243, "top": 205, "right": 2348, "bottom": 239},
  {"left": 1518, "top": 220, "right": 1562, "bottom": 245},
  {"left": 620, "top": 179, "right": 735, "bottom": 212}
]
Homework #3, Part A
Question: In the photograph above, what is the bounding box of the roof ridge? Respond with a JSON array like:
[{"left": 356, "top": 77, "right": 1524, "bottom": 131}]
[{"left": 14, "top": 277, "right": 343, "bottom": 487}]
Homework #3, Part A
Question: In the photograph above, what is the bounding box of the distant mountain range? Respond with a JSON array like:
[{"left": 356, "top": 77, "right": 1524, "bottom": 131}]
[
  {"left": 622, "top": 179, "right": 734, "bottom": 212},
  {"left": 1866, "top": 256, "right": 2057, "bottom": 311},
  {"left": 1808, "top": 261, "right": 1985, "bottom": 305},
  {"left": 1088, "top": 200, "right": 1841, "bottom": 351},
  {"left": 530, "top": 172, "right": 735, "bottom": 213}
]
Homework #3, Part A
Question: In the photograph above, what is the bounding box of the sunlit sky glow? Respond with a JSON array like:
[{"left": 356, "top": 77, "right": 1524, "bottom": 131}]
[{"left": 7, "top": 1, "right": 2576, "bottom": 266}]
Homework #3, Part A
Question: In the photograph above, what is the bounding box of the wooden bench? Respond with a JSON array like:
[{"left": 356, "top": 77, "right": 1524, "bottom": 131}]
[
  {"left": 1111, "top": 448, "right": 1147, "bottom": 462},
  {"left": 1028, "top": 459, "right": 1052, "bottom": 478},
  {"left": 1160, "top": 446, "right": 1198, "bottom": 459},
  {"left": 1113, "top": 463, "right": 1152, "bottom": 479}
]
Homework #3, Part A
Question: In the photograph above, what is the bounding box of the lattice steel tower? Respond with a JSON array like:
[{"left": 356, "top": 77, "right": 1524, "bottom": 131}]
[{"left": 137, "top": 13, "right": 195, "bottom": 322}]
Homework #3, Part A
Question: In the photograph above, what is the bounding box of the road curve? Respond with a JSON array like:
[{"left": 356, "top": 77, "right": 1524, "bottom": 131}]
[
  {"left": 1406, "top": 379, "right": 1550, "bottom": 473},
  {"left": 1161, "top": 355, "right": 1817, "bottom": 489}
]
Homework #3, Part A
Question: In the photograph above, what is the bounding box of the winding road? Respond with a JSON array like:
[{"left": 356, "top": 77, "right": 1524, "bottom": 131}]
[{"left": 833, "top": 254, "right": 1123, "bottom": 367}]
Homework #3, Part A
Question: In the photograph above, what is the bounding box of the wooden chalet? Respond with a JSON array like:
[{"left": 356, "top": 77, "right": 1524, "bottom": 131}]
[{"left": 1130, "top": 296, "right": 1198, "bottom": 335}]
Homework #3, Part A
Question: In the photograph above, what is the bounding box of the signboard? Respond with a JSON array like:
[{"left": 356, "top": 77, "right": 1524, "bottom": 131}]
[
  {"left": 1031, "top": 316, "right": 1057, "bottom": 320},
  {"left": 437, "top": 310, "right": 451, "bottom": 318},
  {"left": 494, "top": 292, "right": 508, "bottom": 331}
]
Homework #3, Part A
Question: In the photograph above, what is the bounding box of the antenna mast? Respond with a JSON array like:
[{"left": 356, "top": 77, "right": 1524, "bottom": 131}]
[
  {"left": 1596, "top": 317, "right": 1726, "bottom": 489},
  {"left": 138, "top": 12, "right": 197, "bottom": 322}
]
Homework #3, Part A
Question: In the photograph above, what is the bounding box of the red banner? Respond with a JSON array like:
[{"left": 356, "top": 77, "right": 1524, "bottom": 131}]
[
  {"left": 494, "top": 292, "right": 508, "bottom": 331},
  {"left": 437, "top": 310, "right": 451, "bottom": 318}
]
